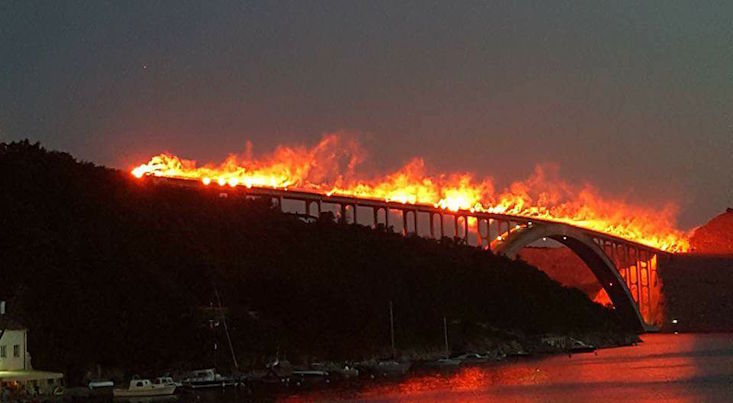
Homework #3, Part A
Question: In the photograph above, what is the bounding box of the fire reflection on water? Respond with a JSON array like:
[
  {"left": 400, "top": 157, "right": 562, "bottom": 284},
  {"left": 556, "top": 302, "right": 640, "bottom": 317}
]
[{"left": 281, "top": 334, "right": 732, "bottom": 402}]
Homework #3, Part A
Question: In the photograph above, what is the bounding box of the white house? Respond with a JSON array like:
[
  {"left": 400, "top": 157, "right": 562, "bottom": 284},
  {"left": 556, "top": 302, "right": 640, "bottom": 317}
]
[
  {"left": 0, "top": 302, "right": 30, "bottom": 371},
  {"left": 0, "top": 301, "right": 64, "bottom": 396}
]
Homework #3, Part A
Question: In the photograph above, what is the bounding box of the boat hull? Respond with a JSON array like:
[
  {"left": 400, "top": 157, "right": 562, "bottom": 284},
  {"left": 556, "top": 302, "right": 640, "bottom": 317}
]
[
  {"left": 183, "top": 380, "right": 238, "bottom": 389},
  {"left": 113, "top": 385, "right": 176, "bottom": 397}
]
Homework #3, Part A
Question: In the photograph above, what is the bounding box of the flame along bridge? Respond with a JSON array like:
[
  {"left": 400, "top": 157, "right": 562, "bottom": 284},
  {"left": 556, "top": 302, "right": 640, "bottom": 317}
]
[{"left": 149, "top": 176, "right": 666, "bottom": 333}]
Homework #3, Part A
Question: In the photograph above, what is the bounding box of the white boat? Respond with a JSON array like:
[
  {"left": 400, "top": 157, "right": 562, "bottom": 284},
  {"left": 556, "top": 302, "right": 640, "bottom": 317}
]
[
  {"left": 153, "top": 376, "right": 182, "bottom": 388},
  {"left": 88, "top": 379, "right": 114, "bottom": 390},
  {"left": 113, "top": 379, "right": 176, "bottom": 397},
  {"left": 181, "top": 368, "right": 237, "bottom": 389}
]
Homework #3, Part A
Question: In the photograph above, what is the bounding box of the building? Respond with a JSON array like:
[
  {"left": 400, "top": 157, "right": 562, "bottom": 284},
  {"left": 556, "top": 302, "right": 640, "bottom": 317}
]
[{"left": 0, "top": 301, "right": 64, "bottom": 397}]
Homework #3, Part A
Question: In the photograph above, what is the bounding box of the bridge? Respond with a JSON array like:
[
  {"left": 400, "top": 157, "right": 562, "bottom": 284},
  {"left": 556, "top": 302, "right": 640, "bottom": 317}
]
[{"left": 148, "top": 176, "right": 666, "bottom": 332}]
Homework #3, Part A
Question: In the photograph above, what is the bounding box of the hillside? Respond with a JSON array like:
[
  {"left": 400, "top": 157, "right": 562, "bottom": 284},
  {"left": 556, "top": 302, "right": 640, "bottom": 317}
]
[
  {"left": 660, "top": 254, "right": 733, "bottom": 332},
  {"left": 519, "top": 247, "right": 610, "bottom": 305},
  {"left": 0, "top": 141, "right": 628, "bottom": 383}
]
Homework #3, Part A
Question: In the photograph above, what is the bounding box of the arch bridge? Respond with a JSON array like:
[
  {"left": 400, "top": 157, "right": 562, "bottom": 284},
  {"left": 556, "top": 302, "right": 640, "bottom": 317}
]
[{"left": 150, "top": 176, "right": 666, "bottom": 332}]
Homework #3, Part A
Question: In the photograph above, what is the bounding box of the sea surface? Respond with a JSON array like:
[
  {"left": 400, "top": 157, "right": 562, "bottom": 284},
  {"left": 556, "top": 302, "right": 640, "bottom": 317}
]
[{"left": 163, "top": 333, "right": 733, "bottom": 402}]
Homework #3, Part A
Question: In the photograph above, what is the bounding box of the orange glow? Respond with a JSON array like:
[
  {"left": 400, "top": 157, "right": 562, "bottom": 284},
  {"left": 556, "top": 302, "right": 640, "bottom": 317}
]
[{"left": 130, "top": 134, "right": 690, "bottom": 252}]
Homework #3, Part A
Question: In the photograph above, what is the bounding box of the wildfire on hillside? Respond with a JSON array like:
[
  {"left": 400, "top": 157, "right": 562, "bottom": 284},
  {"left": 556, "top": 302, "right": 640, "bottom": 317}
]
[{"left": 131, "top": 134, "right": 690, "bottom": 252}]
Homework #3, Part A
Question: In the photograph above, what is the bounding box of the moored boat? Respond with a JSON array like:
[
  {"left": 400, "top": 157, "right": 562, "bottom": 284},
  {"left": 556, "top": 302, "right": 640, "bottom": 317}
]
[
  {"left": 181, "top": 368, "right": 237, "bottom": 389},
  {"left": 153, "top": 376, "right": 182, "bottom": 388},
  {"left": 454, "top": 353, "right": 490, "bottom": 365},
  {"left": 568, "top": 338, "right": 596, "bottom": 353},
  {"left": 421, "top": 357, "right": 461, "bottom": 369},
  {"left": 113, "top": 379, "right": 176, "bottom": 397},
  {"left": 290, "top": 370, "right": 330, "bottom": 387},
  {"left": 358, "top": 360, "right": 411, "bottom": 377}
]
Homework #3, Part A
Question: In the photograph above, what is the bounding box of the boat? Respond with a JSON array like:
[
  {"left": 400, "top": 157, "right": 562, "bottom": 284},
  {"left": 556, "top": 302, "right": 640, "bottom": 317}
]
[
  {"left": 359, "top": 360, "right": 412, "bottom": 378},
  {"left": 290, "top": 370, "right": 330, "bottom": 387},
  {"left": 113, "top": 379, "right": 176, "bottom": 397},
  {"left": 310, "top": 362, "right": 359, "bottom": 379},
  {"left": 568, "top": 338, "right": 596, "bottom": 354},
  {"left": 454, "top": 353, "right": 490, "bottom": 365},
  {"left": 153, "top": 376, "right": 182, "bottom": 388},
  {"left": 181, "top": 368, "right": 238, "bottom": 389},
  {"left": 329, "top": 364, "right": 359, "bottom": 379},
  {"left": 423, "top": 357, "right": 461, "bottom": 369},
  {"left": 87, "top": 379, "right": 114, "bottom": 397},
  {"left": 88, "top": 379, "right": 114, "bottom": 390},
  {"left": 506, "top": 349, "right": 531, "bottom": 358}
]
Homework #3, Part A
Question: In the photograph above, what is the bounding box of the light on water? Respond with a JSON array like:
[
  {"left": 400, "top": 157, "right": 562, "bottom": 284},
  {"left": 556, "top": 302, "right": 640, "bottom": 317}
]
[
  {"left": 170, "top": 334, "right": 733, "bottom": 402},
  {"left": 299, "top": 334, "right": 733, "bottom": 402}
]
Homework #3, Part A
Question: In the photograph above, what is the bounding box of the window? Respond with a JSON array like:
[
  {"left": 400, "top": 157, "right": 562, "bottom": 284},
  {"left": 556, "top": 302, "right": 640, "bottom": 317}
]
[
  {"left": 0, "top": 345, "right": 6, "bottom": 358},
  {"left": 13, "top": 344, "right": 20, "bottom": 357}
]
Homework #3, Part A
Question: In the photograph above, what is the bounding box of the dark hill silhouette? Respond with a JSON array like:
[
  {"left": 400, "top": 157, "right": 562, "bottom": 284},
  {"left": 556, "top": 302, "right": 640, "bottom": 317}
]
[
  {"left": 660, "top": 209, "right": 733, "bottom": 331},
  {"left": 0, "top": 140, "right": 628, "bottom": 383}
]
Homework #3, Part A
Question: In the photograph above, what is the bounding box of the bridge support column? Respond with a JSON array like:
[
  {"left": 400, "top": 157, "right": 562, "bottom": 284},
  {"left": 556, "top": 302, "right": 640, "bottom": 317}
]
[
  {"left": 413, "top": 210, "right": 418, "bottom": 236},
  {"left": 440, "top": 214, "right": 445, "bottom": 238},
  {"left": 641, "top": 251, "right": 648, "bottom": 321},
  {"left": 429, "top": 214, "right": 435, "bottom": 238},
  {"left": 453, "top": 216, "right": 459, "bottom": 241},
  {"left": 623, "top": 245, "right": 631, "bottom": 290},
  {"left": 273, "top": 196, "right": 283, "bottom": 211},
  {"left": 485, "top": 219, "right": 492, "bottom": 250},
  {"left": 633, "top": 248, "right": 641, "bottom": 304},
  {"left": 648, "top": 253, "right": 658, "bottom": 325}
]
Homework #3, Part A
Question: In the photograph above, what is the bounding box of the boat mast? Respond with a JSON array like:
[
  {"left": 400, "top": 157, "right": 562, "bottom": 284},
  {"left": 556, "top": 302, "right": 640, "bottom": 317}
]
[
  {"left": 389, "top": 301, "right": 396, "bottom": 357},
  {"left": 443, "top": 316, "right": 449, "bottom": 357},
  {"left": 214, "top": 288, "right": 239, "bottom": 370}
]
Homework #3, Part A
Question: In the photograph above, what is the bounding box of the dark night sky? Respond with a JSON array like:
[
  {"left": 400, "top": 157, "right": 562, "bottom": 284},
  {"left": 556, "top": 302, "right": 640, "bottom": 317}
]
[{"left": 1, "top": 1, "right": 731, "bottom": 229}]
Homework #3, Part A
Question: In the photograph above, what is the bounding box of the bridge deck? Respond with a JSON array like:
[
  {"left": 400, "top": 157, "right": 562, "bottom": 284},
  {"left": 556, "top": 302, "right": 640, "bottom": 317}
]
[{"left": 144, "top": 175, "right": 666, "bottom": 255}]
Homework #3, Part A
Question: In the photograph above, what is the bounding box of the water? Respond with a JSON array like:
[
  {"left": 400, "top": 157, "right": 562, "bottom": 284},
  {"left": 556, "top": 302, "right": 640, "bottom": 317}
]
[{"left": 178, "top": 334, "right": 733, "bottom": 402}]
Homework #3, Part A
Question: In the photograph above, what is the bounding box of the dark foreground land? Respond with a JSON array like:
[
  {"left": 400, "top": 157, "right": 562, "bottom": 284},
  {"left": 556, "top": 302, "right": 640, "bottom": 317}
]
[{"left": 0, "top": 141, "right": 633, "bottom": 384}]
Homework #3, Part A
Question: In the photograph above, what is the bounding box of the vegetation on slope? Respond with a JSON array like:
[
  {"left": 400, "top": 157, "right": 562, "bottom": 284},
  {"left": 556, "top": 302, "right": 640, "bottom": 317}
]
[{"left": 0, "top": 141, "right": 627, "bottom": 382}]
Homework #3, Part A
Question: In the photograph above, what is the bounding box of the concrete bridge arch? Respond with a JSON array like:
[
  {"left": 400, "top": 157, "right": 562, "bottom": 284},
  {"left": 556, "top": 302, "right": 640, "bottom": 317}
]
[{"left": 492, "top": 223, "right": 652, "bottom": 332}]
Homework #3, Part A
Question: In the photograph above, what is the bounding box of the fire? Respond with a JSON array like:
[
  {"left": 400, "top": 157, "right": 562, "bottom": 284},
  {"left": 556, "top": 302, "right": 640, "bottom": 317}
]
[{"left": 130, "top": 134, "right": 690, "bottom": 252}]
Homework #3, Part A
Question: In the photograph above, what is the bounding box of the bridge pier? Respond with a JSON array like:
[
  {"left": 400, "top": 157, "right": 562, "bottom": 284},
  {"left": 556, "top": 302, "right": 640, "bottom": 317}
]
[
  {"left": 440, "top": 214, "right": 445, "bottom": 238},
  {"left": 413, "top": 210, "right": 418, "bottom": 236},
  {"left": 429, "top": 213, "right": 435, "bottom": 238}
]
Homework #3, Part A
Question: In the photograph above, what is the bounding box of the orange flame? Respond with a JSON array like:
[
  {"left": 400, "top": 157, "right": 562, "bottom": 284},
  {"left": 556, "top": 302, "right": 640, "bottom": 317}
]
[{"left": 130, "top": 134, "right": 690, "bottom": 252}]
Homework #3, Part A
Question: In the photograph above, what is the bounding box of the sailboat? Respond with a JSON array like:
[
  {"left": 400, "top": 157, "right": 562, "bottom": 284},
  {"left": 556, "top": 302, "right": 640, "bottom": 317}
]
[{"left": 186, "top": 288, "right": 240, "bottom": 389}]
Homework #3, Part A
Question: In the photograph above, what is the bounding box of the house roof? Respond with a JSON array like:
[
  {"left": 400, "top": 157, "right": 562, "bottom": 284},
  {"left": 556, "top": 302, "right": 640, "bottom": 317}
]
[{"left": 0, "top": 315, "right": 27, "bottom": 331}]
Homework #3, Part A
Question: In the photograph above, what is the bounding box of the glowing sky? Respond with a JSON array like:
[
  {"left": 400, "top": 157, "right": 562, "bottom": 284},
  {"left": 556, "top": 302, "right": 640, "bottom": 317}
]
[{"left": 1, "top": 1, "right": 731, "bottom": 229}]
